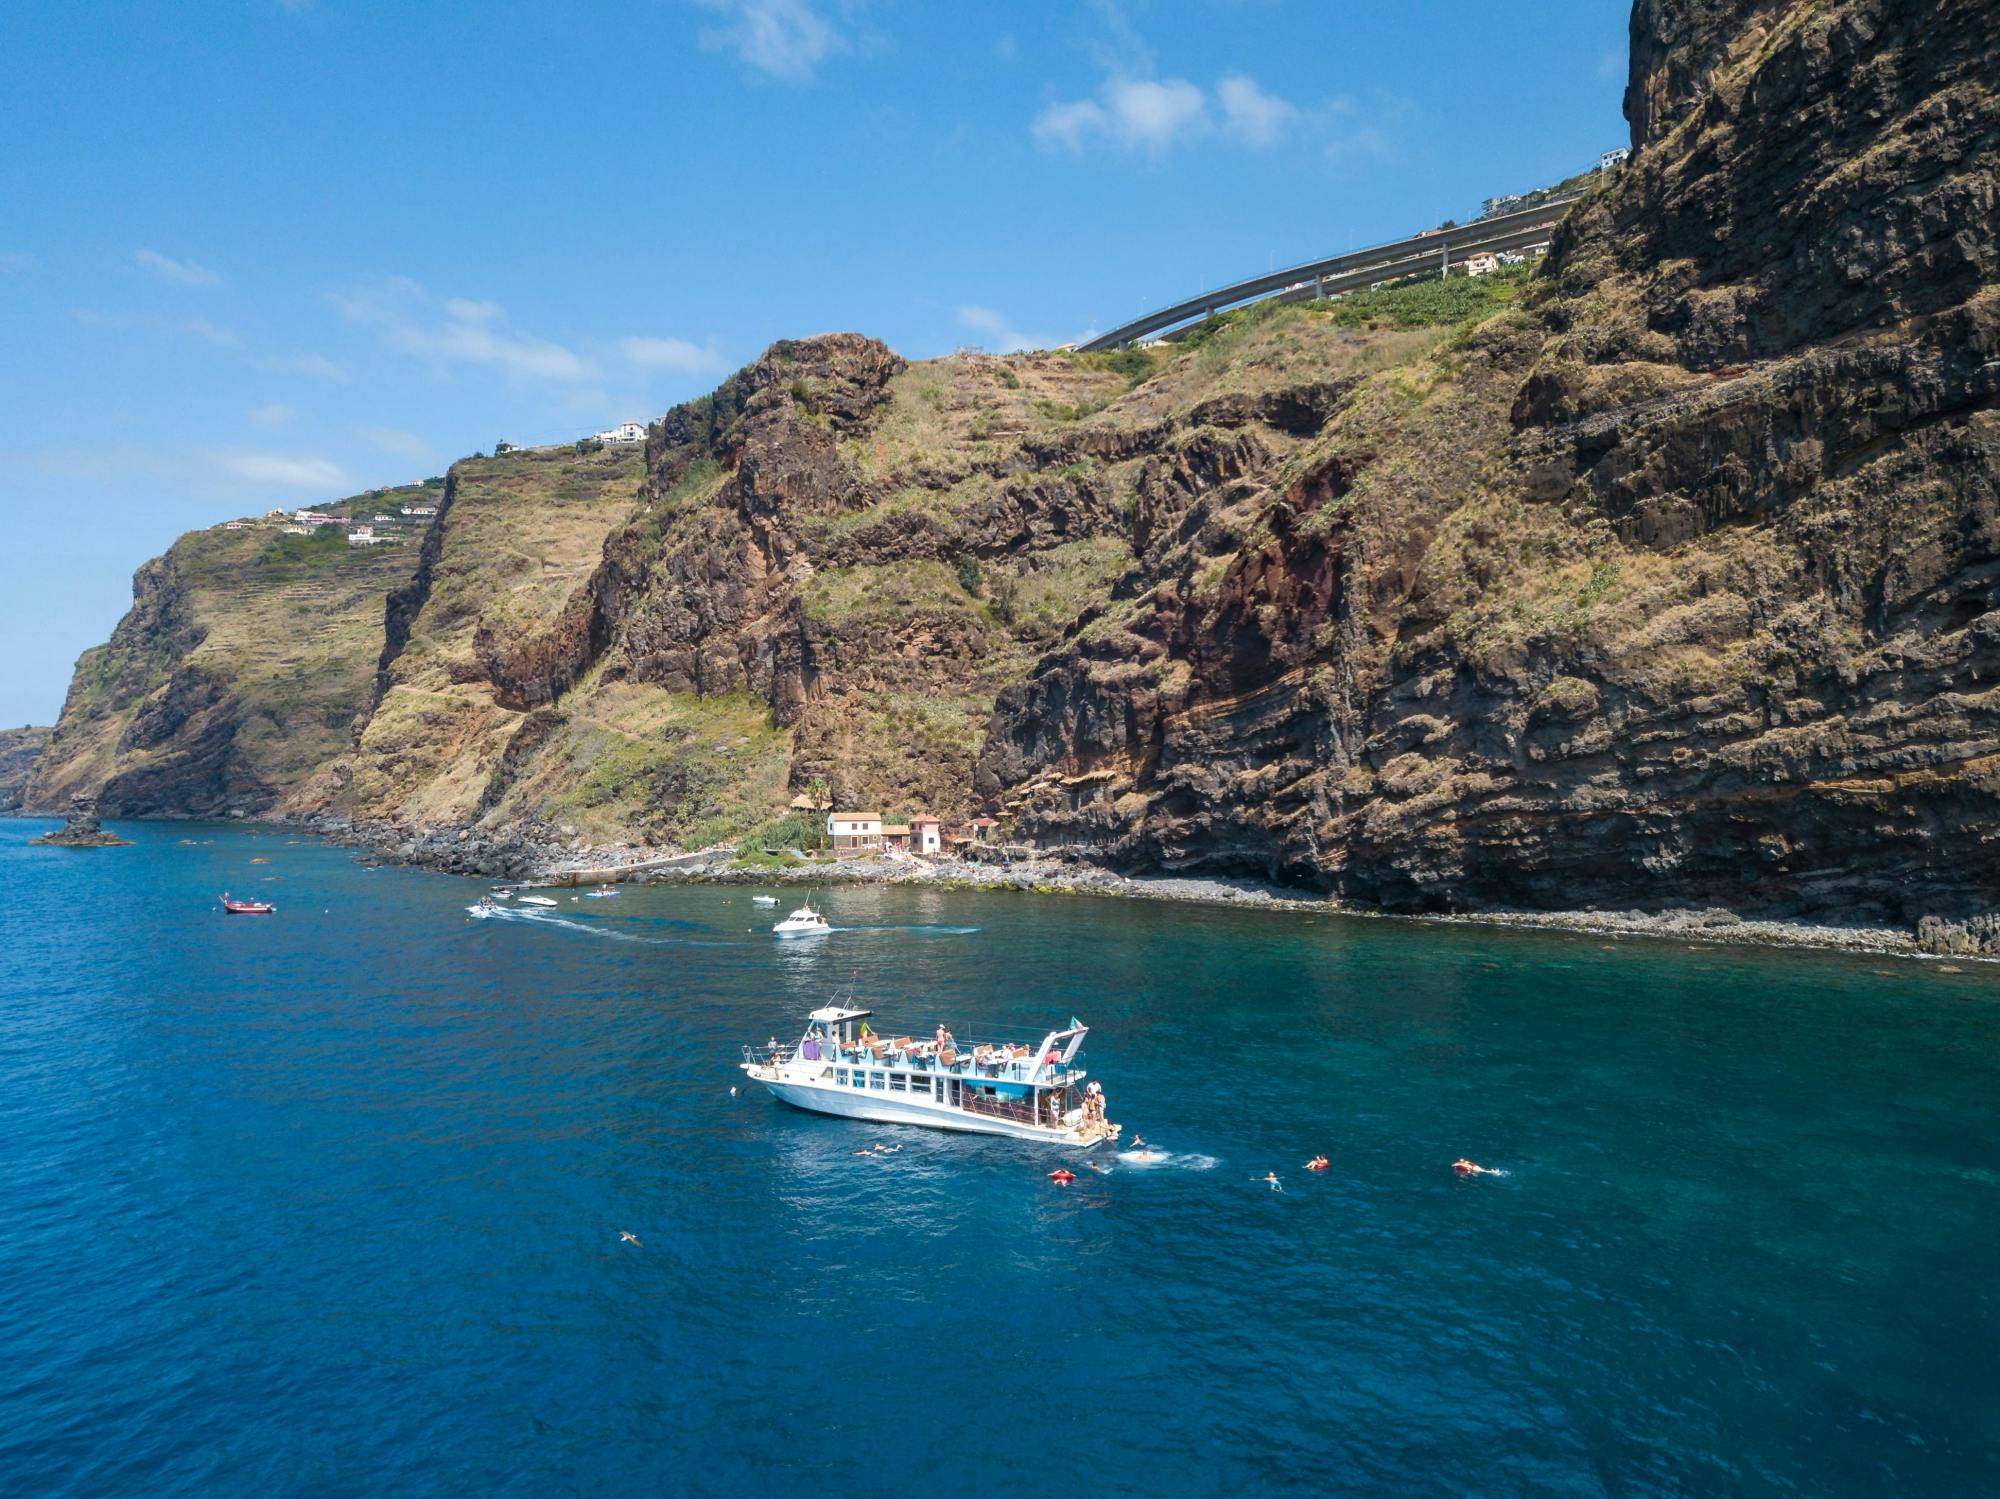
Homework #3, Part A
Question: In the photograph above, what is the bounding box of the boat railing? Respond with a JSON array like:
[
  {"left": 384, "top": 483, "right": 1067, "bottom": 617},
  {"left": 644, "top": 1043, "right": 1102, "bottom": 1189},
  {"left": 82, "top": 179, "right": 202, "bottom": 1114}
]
[
  {"left": 811, "top": 1041, "right": 1080, "bottom": 1085},
  {"left": 957, "top": 1091, "right": 1059, "bottom": 1128},
  {"left": 743, "top": 1043, "right": 793, "bottom": 1068}
]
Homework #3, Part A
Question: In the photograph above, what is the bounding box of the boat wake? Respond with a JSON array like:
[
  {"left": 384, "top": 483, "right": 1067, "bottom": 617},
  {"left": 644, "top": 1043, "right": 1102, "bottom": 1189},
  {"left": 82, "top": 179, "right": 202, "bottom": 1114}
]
[
  {"left": 465, "top": 904, "right": 702, "bottom": 946},
  {"left": 834, "top": 923, "right": 982, "bottom": 936},
  {"left": 1113, "top": 1149, "right": 1219, "bottom": 1172}
]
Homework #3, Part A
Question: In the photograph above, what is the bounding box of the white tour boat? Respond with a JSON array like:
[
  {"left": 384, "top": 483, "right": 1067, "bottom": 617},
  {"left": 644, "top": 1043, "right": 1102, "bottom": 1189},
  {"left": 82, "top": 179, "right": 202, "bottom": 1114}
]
[
  {"left": 741, "top": 1005, "right": 1119, "bottom": 1146},
  {"left": 771, "top": 903, "right": 830, "bottom": 938}
]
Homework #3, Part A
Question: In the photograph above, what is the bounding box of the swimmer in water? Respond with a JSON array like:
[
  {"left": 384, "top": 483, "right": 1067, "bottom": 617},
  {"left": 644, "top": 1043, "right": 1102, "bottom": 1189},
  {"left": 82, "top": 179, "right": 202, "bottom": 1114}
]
[
  {"left": 1261, "top": 1172, "right": 1283, "bottom": 1192},
  {"left": 1454, "top": 1158, "right": 1505, "bottom": 1177},
  {"left": 1086, "top": 1160, "right": 1111, "bottom": 1174},
  {"left": 1305, "top": 1155, "right": 1330, "bottom": 1171}
]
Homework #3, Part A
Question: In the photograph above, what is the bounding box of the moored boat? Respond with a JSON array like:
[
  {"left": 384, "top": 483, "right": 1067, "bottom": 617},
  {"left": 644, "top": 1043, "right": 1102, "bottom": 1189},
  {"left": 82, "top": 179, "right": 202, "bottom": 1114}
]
[
  {"left": 517, "top": 894, "right": 558, "bottom": 908},
  {"left": 772, "top": 903, "right": 830, "bottom": 937},
  {"left": 751, "top": 895, "right": 778, "bottom": 907},
  {"left": 220, "top": 892, "right": 276, "bottom": 915},
  {"left": 741, "top": 1005, "right": 1118, "bottom": 1146}
]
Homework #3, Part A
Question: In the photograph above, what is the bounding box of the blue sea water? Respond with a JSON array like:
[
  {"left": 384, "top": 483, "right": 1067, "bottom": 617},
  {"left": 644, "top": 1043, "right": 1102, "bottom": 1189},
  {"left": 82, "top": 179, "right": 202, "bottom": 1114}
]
[{"left": 0, "top": 820, "right": 1996, "bottom": 1497}]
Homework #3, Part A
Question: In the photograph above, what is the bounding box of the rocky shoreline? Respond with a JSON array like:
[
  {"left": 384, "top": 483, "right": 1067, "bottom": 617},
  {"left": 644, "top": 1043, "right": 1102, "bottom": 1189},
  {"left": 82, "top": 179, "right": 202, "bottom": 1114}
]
[{"left": 290, "top": 813, "right": 1995, "bottom": 964}]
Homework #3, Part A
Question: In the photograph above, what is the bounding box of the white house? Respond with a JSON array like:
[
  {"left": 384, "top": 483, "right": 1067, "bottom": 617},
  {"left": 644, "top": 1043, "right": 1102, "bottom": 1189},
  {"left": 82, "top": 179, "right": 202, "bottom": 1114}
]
[
  {"left": 827, "top": 811, "right": 883, "bottom": 854},
  {"left": 401, "top": 504, "right": 438, "bottom": 517},
  {"left": 1600, "top": 146, "right": 1631, "bottom": 171},
  {"left": 294, "top": 509, "right": 338, "bottom": 526},
  {"left": 346, "top": 525, "right": 396, "bottom": 546},
  {"left": 595, "top": 421, "right": 647, "bottom": 445},
  {"left": 1464, "top": 252, "right": 1500, "bottom": 278},
  {"left": 910, "top": 815, "right": 943, "bottom": 855}
]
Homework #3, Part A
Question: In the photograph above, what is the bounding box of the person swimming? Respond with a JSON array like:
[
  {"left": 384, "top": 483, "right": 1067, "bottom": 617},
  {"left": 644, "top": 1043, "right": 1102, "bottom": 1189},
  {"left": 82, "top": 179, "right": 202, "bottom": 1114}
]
[
  {"left": 1049, "top": 1169, "right": 1076, "bottom": 1185},
  {"left": 1454, "top": 1158, "right": 1506, "bottom": 1177},
  {"left": 1261, "top": 1172, "right": 1283, "bottom": 1192}
]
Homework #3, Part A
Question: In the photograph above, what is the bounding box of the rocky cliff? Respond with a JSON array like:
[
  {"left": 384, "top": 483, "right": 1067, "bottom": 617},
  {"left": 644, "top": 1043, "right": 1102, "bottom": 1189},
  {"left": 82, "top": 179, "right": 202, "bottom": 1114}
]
[
  {"left": 0, "top": 726, "right": 50, "bottom": 812},
  {"left": 979, "top": 0, "right": 2000, "bottom": 924},
  {"left": 30, "top": 0, "right": 2000, "bottom": 924}
]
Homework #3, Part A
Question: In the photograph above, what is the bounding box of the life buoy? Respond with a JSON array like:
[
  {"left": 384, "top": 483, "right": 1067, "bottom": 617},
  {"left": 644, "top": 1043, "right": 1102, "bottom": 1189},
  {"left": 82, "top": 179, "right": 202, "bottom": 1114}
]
[{"left": 1048, "top": 1169, "right": 1076, "bottom": 1184}]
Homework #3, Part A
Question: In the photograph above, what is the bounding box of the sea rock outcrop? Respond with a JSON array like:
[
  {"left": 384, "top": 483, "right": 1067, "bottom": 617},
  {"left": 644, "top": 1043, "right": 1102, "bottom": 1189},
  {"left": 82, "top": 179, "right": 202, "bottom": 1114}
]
[{"left": 30, "top": 793, "right": 132, "bottom": 847}]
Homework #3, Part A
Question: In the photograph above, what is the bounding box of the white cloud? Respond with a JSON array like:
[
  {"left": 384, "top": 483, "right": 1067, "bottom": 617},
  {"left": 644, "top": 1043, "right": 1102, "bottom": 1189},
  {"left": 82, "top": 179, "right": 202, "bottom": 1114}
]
[
  {"left": 1034, "top": 76, "right": 1209, "bottom": 154},
  {"left": 247, "top": 403, "right": 295, "bottom": 428},
  {"left": 1217, "top": 74, "right": 1299, "bottom": 149},
  {"left": 697, "top": 0, "right": 843, "bottom": 82},
  {"left": 182, "top": 318, "right": 243, "bottom": 349},
  {"left": 355, "top": 425, "right": 434, "bottom": 461},
  {"left": 0, "top": 251, "right": 38, "bottom": 274},
  {"left": 134, "top": 249, "right": 223, "bottom": 287},
  {"left": 619, "top": 335, "right": 727, "bottom": 374},
  {"left": 954, "top": 305, "right": 1057, "bottom": 355},
  {"left": 263, "top": 351, "right": 348, "bottom": 382},
  {"left": 332, "top": 277, "right": 595, "bottom": 382},
  {"left": 213, "top": 450, "right": 348, "bottom": 491}
]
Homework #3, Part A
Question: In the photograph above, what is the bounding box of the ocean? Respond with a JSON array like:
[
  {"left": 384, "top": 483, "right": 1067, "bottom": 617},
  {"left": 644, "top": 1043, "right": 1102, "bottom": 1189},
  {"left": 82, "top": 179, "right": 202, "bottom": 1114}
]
[{"left": 1, "top": 819, "right": 1995, "bottom": 1496}]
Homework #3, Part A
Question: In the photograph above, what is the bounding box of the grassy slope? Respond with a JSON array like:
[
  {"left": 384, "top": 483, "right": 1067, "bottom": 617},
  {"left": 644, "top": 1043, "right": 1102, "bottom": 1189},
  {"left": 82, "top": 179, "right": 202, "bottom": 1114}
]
[{"left": 343, "top": 446, "right": 645, "bottom": 824}]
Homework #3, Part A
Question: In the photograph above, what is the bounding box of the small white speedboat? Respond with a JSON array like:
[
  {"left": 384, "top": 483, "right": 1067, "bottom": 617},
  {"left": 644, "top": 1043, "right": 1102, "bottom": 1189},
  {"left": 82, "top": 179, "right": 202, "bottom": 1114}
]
[
  {"left": 518, "top": 894, "right": 558, "bottom": 908},
  {"left": 772, "top": 904, "right": 831, "bottom": 938},
  {"left": 752, "top": 895, "right": 778, "bottom": 907}
]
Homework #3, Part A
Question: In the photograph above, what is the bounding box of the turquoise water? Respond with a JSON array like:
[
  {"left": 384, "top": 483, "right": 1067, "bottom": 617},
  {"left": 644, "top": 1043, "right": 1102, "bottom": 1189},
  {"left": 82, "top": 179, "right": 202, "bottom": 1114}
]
[{"left": 1, "top": 820, "right": 1995, "bottom": 1496}]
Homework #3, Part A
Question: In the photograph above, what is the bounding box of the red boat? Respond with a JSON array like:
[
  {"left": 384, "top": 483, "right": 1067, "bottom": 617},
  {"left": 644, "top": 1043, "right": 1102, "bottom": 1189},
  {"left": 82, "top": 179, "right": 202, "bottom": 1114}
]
[{"left": 220, "top": 892, "right": 276, "bottom": 915}]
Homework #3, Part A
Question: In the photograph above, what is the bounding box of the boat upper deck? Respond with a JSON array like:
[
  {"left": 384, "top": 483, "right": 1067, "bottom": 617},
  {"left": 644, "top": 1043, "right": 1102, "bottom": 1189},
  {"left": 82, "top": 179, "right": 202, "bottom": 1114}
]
[{"left": 747, "top": 1021, "right": 1088, "bottom": 1091}]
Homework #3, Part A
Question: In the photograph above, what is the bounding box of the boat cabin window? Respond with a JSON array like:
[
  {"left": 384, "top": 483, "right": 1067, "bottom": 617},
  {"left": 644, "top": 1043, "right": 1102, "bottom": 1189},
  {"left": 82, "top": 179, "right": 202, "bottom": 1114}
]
[
  {"left": 834, "top": 1068, "right": 848, "bottom": 1086},
  {"left": 889, "top": 1074, "right": 907, "bottom": 1092},
  {"left": 869, "top": 1071, "right": 886, "bottom": 1091},
  {"left": 933, "top": 1077, "right": 945, "bottom": 1102}
]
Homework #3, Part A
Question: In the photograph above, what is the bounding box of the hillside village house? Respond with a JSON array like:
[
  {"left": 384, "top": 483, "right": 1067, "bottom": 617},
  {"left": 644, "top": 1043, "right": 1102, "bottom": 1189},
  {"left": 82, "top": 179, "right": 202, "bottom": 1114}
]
[
  {"left": 596, "top": 421, "right": 646, "bottom": 444},
  {"left": 1600, "top": 146, "right": 1631, "bottom": 171},
  {"left": 1463, "top": 251, "right": 1500, "bottom": 277},
  {"left": 828, "top": 811, "right": 883, "bottom": 853},
  {"left": 401, "top": 503, "right": 438, "bottom": 517},
  {"left": 346, "top": 524, "right": 396, "bottom": 546},
  {"left": 294, "top": 510, "right": 338, "bottom": 526},
  {"left": 911, "top": 816, "right": 942, "bottom": 855},
  {"left": 881, "top": 821, "right": 912, "bottom": 851}
]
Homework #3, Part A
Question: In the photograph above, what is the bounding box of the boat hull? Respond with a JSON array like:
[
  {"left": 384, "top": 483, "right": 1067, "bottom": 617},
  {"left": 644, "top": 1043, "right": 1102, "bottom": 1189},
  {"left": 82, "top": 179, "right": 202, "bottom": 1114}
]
[{"left": 752, "top": 1073, "right": 1108, "bottom": 1146}]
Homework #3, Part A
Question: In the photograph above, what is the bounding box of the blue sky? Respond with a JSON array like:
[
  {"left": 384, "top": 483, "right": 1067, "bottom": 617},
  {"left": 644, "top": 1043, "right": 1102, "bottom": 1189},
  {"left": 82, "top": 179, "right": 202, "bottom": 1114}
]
[{"left": 0, "top": 0, "right": 1630, "bottom": 725}]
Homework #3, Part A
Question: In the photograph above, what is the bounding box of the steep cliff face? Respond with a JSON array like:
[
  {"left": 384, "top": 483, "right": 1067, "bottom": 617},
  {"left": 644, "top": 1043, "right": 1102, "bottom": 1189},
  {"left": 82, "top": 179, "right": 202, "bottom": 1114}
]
[
  {"left": 26, "top": 492, "right": 432, "bottom": 818},
  {"left": 0, "top": 726, "right": 50, "bottom": 811},
  {"left": 36, "top": 0, "right": 1999, "bottom": 921},
  {"left": 981, "top": 0, "right": 2000, "bottom": 922}
]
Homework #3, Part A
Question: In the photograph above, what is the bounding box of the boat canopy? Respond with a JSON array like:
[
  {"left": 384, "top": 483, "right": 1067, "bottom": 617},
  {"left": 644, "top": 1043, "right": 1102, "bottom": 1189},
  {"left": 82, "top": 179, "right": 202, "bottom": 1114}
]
[{"left": 807, "top": 1005, "right": 873, "bottom": 1024}]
